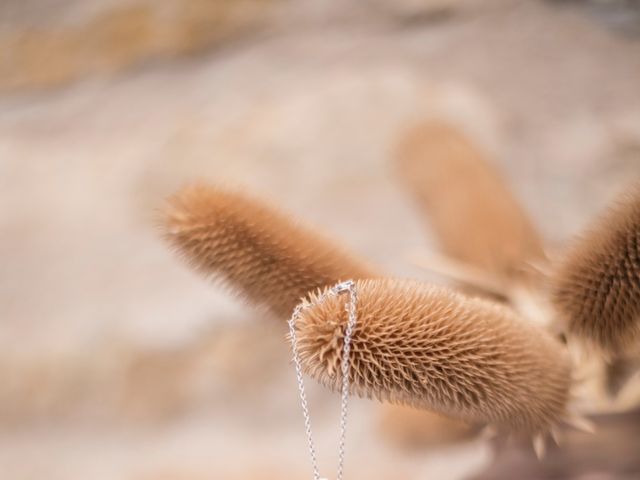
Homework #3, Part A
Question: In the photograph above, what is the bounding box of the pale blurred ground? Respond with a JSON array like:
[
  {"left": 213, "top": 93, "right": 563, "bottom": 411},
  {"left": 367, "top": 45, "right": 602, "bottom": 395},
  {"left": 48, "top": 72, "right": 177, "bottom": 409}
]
[{"left": 1, "top": 1, "right": 640, "bottom": 479}]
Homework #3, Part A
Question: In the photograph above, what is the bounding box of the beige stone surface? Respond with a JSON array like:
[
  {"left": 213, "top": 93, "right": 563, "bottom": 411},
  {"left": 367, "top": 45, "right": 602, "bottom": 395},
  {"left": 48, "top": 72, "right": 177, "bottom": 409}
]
[
  {"left": 0, "top": 0, "right": 279, "bottom": 91},
  {"left": 1, "top": 1, "right": 640, "bottom": 479}
]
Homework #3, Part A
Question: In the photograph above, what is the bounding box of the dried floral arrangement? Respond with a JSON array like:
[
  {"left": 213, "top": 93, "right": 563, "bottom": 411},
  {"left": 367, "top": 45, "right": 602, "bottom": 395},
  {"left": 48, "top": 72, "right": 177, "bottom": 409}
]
[{"left": 162, "top": 120, "right": 640, "bottom": 470}]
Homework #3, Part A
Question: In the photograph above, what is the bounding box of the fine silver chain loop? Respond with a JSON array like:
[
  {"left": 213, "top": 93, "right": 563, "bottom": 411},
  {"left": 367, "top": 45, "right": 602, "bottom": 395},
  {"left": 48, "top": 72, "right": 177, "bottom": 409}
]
[{"left": 288, "top": 280, "right": 358, "bottom": 480}]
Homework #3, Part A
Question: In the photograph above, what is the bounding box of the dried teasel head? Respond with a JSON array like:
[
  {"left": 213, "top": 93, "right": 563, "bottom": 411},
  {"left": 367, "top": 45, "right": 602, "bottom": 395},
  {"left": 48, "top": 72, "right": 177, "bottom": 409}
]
[
  {"left": 295, "top": 278, "right": 573, "bottom": 436},
  {"left": 395, "top": 121, "right": 546, "bottom": 284},
  {"left": 552, "top": 182, "right": 640, "bottom": 358},
  {"left": 162, "top": 184, "right": 378, "bottom": 318}
]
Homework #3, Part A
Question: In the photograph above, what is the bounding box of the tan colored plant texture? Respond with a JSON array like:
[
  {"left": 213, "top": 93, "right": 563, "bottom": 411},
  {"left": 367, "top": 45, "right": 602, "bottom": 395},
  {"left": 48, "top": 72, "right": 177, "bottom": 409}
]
[
  {"left": 161, "top": 120, "right": 640, "bottom": 458},
  {"left": 552, "top": 182, "right": 640, "bottom": 395},
  {"left": 393, "top": 121, "right": 554, "bottom": 334},
  {"left": 395, "top": 121, "right": 546, "bottom": 284},
  {"left": 552, "top": 182, "right": 640, "bottom": 358},
  {"left": 296, "top": 278, "right": 571, "bottom": 435},
  {"left": 163, "top": 184, "right": 379, "bottom": 318},
  {"left": 161, "top": 184, "right": 571, "bottom": 444},
  {"left": 163, "top": 180, "right": 477, "bottom": 448}
]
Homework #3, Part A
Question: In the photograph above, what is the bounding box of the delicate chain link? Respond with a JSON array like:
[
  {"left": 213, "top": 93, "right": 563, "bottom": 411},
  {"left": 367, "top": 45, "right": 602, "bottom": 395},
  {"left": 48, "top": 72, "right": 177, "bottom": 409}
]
[{"left": 288, "top": 280, "right": 358, "bottom": 480}]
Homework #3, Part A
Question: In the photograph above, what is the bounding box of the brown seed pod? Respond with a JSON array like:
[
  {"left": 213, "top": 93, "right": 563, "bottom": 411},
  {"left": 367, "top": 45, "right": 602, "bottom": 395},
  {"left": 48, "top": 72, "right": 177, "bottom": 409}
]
[
  {"left": 552, "top": 182, "right": 640, "bottom": 357},
  {"left": 295, "top": 278, "right": 572, "bottom": 434},
  {"left": 162, "top": 184, "right": 378, "bottom": 318},
  {"left": 395, "top": 121, "right": 545, "bottom": 282}
]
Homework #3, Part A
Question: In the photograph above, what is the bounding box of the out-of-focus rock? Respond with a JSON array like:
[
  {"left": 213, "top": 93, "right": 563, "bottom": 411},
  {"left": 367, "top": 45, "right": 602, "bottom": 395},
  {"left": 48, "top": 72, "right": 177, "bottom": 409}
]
[
  {"left": 367, "top": 0, "right": 492, "bottom": 23},
  {"left": 0, "top": 321, "right": 287, "bottom": 425},
  {"left": 471, "top": 408, "right": 640, "bottom": 480},
  {"left": 0, "top": 0, "right": 279, "bottom": 92},
  {"left": 134, "top": 467, "right": 302, "bottom": 480},
  {"left": 548, "top": 0, "right": 640, "bottom": 36}
]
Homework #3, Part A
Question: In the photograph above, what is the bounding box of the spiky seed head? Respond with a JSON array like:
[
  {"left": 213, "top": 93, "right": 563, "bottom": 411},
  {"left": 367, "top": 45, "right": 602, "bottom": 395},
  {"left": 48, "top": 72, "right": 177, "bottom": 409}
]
[
  {"left": 295, "top": 278, "right": 572, "bottom": 434},
  {"left": 552, "top": 182, "right": 640, "bottom": 357},
  {"left": 162, "top": 184, "right": 378, "bottom": 318},
  {"left": 395, "top": 121, "right": 545, "bottom": 282}
]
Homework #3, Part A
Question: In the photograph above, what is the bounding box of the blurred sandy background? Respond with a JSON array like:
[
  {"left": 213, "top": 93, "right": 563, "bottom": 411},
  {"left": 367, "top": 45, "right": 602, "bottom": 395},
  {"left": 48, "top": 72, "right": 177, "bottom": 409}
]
[{"left": 1, "top": 0, "right": 640, "bottom": 479}]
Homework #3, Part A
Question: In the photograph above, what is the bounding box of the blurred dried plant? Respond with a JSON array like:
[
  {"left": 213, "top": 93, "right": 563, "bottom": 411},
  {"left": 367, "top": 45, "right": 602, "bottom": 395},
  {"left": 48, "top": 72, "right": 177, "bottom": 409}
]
[
  {"left": 163, "top": 182, "right": 479, "bottom": 448},
  {"left": 395, "top": 121, "right": 546, "bottom": 286},
  {"left": 376, "top": 404, "right": 477, "bottom": 448},
  {"left": 552, "top": 182, "right": 640, "bottom": 396},
  {"left": 552, "top": 182, "right": 640, "bottom": 357},
  {"left": 159, "top": 119, "right": 640, "bottom": 467},
  {"left": 296, "top": 278, "right": 571, "bottom": 437},
  {"left": 0, "top": 0, "right": 276, "bottom": 91},
  {"left": 160, "top": 185, "right": 573, "bottom": 453},
  {"left": 163, "top": 184, "right": 379, "bottom": 318},
  {"left": 394, "top": 121, "right": 556, "bottom": 334}
]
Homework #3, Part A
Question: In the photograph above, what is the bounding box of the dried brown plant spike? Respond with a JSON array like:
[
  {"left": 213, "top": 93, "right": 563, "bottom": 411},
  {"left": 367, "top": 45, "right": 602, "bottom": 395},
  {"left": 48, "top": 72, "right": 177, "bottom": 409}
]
[
  {"left": 395, "top": 121, "right": 546, "bottom": 283},
  {"left": 296, "top": 278, "right": 572, "bottom": 435},
  {"left": 162, "top": 184, "right": 378, "bottom": 318},
  {"left": 552, "top": 182, "right": 640, "bottom": 357}
]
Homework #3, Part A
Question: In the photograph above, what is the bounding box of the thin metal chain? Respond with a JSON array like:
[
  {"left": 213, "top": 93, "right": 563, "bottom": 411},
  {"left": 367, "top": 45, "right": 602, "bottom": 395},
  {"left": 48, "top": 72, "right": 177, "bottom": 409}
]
[{"left": 288, "top": 280, "right": 358, "bottom": 480}]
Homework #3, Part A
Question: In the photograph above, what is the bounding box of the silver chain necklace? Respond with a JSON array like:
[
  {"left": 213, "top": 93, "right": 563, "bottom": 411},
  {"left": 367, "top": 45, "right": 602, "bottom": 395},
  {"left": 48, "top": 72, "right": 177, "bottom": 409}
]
[{"left": 288, "top": 280, "right": 358, "bottom": 480}]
